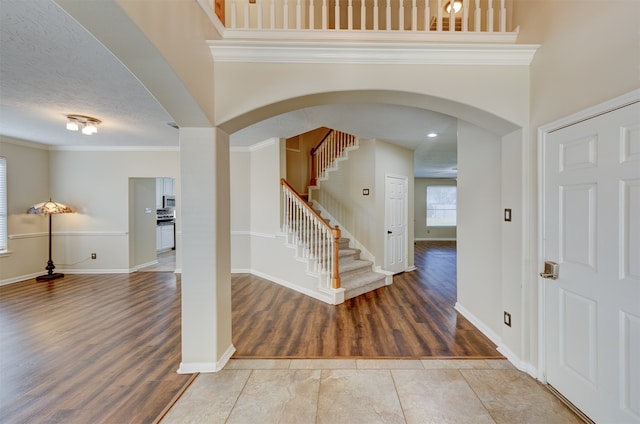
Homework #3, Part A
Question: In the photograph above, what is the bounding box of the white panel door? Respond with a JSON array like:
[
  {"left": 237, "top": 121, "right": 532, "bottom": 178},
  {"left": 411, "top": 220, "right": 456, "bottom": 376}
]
[
  {"left": 543, "top": 101, "right": 640, "bottom": 423},
  {"left": 385, "top": 175, "right": 408, "bottom": 274}
]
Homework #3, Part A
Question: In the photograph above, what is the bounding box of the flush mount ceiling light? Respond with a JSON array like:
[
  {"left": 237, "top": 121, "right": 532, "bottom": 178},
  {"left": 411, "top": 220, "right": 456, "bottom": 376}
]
[
  {"left": 445, "top": 0, "right": 462, "bottom": 13},
  {"left": 66, "top": 114, "right": 101, "bottom": 135},
  {"left": 427, "top": 132, "right": 438, "bottom": 138}
]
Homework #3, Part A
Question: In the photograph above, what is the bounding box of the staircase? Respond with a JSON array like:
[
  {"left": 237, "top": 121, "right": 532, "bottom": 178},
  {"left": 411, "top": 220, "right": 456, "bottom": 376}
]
[{"left": 329, "top": 227, "right": 387, "bottom": 301}]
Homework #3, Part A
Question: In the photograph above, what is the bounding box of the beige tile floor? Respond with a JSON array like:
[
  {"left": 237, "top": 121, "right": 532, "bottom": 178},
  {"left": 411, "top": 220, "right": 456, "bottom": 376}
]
[{"left": 161, "top": 359, "right": 583, "bottom": 424}]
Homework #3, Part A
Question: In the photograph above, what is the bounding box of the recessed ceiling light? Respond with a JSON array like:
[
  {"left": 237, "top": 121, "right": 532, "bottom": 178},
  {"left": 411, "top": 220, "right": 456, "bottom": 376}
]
[{"left": 427, "top": 132, "right": 438, "bottom": 138}]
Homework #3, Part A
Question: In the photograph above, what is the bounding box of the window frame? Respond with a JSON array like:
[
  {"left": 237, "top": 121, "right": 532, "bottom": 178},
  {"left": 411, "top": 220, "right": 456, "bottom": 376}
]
[{"left": 425, "top": 185, "right": 457, "bottom": 227}]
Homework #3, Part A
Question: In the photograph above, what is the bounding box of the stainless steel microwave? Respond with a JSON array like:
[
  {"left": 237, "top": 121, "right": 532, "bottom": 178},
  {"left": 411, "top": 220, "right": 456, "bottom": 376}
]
[{"left": 163, "top": 195, "right": 176, "bottom": 208}]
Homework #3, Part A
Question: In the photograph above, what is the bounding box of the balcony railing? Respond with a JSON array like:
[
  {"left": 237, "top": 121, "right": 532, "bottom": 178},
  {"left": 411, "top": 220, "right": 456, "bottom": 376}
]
[{"left": 211, "top": 0, "right": 513, "bottom": 35}]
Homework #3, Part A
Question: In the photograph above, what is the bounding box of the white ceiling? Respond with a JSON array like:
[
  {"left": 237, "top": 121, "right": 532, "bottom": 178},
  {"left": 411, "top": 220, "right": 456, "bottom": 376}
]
[{"left": 0, "top": 0, "right": 458, "bottom": 178}]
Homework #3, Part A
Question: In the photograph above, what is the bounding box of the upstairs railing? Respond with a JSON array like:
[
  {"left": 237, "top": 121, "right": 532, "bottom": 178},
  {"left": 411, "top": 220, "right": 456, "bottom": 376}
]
[
  {"left": 310, "top": 130, "right": 357, "bottom": 186},
  {"left": 281, "top": 179, "right": 342, "bottom": 289},
  {"left": 219, "top": 0, "right": 511, "bottom": 33}
]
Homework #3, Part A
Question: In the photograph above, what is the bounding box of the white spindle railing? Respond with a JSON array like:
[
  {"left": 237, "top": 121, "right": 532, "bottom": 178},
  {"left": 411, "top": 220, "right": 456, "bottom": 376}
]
[
  {"left": 281, "top": 179, "right": 341, "bottom": 289},
  {"left": 310, "top": 130, "right": 357, "bottom": 186},
  {"left": 223, "top": 0, "right": 511, "bottom": 33}
]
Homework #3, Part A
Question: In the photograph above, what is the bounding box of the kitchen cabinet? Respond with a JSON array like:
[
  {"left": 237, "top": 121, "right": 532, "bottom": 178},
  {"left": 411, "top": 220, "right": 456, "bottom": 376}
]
[
  {"left": 156, "top": 178, "right": 175, "bottom": 208},
  {"left": 156, "top": 223, "right": 175, "bottom": 251}
]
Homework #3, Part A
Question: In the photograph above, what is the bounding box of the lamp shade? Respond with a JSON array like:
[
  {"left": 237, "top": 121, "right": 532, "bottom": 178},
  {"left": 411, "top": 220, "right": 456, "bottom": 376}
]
[{"left": 27, "top": 199, "right": 72, "bottom": 215}]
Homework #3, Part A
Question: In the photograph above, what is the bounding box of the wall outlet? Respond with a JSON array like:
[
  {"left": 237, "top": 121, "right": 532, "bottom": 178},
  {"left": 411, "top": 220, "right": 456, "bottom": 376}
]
[
  {"left": 91, "top": 253, "right": 97, "bottom": 260},
  {"left": 504, "top": 311, "right": 511, "bottom": 327}
]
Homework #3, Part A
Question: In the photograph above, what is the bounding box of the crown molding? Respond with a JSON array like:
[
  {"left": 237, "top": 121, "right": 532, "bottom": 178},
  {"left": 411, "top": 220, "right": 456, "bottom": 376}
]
[
  {"left": 209, "top": 39, "right": 539, "bottom": 65},
  {"left": 49, "top": 145, "right": 180, "bottom": 152}
]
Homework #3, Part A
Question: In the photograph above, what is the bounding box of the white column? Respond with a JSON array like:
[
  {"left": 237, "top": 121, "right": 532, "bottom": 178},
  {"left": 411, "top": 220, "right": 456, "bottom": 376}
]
[{"left": 178, "top": 127, "right": 234, "bottom": 374}]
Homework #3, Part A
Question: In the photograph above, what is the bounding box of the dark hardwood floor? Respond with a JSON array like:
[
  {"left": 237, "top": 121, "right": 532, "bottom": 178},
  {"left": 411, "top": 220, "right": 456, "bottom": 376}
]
[
  {"left": 0, "top": 272, "right": 191, "bottom": 424},
  {"left": 0, "top": 241, "right": 498, "bottom": 423},
  {"left": 232, "top": 241, "right": 501, "bottom": 358}
]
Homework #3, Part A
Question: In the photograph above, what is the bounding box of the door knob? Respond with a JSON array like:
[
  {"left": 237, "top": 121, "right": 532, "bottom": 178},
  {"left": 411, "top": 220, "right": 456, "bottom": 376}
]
[{"left": 387, "top": 230, "right": 392, "bottom": 234}]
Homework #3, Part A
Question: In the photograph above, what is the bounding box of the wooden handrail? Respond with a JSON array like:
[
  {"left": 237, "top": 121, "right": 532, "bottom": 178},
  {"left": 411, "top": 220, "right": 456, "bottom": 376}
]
[
  {"left": 310, "top": 128, "right": 333, "bottom": 156},
  {"left": 281, "top": 178, "right": 331, "bottom": 230},
  {"left": 281, "top": 178, "right": 341, "bottom": 289}
]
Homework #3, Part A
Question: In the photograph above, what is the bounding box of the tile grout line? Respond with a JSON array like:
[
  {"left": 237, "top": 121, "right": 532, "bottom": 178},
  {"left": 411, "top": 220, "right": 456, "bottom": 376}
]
[
  {"left": 223, "top": 369, "right": 254, "bottom": 424},
  {"left": 457, "top": 369, "right": 499, "bottom": 424},
  {"left": 389, "top": 369, "right": 410, "bottom": 424}
]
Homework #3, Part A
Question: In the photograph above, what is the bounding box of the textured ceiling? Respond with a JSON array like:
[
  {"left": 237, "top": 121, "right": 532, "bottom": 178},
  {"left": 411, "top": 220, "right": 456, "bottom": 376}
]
[{"left": 0, "top": 0, "right": 457, "bottom": 177}]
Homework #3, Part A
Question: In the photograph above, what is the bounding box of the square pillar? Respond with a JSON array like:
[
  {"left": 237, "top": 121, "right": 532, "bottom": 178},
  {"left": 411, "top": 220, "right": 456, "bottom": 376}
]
[{"left": 178, "top": 127, "right": 234, "bottom": 373}]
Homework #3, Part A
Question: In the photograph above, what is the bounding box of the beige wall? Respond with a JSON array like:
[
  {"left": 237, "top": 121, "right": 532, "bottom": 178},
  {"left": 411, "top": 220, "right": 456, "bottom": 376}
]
[
  {"left": 457, "top": 120, "right": 503, "bottom": 337},
  {"left": 0, "top": 138, "right": 50, "bottom": 283},
  {"left": 414, "top": 178, "right": 458, "bottom": 240},
  {"left": 1, "top": 146, "right": 180, "bottom": 283}
]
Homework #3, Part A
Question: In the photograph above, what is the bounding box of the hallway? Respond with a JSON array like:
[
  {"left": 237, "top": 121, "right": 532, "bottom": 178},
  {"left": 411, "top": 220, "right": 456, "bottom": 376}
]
[{"left": 232, "top": 241, "right": 500, "bottom": 358}]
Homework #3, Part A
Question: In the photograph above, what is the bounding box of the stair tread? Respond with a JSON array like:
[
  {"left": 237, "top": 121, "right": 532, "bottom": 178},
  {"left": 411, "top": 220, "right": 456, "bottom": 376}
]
[
  {"left": 339, "top": 258, "right": 373, "bottom": 272},
  {"left": 342, "top": 271, "right": 385, "bottom": 288}
]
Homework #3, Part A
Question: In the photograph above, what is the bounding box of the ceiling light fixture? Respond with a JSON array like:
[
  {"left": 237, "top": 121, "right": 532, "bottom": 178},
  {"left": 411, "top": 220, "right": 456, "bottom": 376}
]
[
  {"left": 445, "top": 0, "right": 462, "bottom": 13},
  {"left": 427, "top": 132, "right": 438, "bottom": 138},
  {"left": 66, "top": 114, "right": 101, "bottom": 135}
]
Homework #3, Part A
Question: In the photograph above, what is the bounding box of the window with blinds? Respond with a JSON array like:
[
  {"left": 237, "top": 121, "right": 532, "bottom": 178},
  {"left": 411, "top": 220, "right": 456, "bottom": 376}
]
[{"left": 0, "top": 157, "right": 6, "bottom": 252}]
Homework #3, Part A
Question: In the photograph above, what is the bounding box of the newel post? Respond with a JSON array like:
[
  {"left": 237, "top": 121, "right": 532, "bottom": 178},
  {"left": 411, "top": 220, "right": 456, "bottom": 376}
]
[
  {"left": 309, "top": 147, "right": 317, "bottom": 186},
  {"left": 331, "top": 225, "right": 341, "bottom": 289}
]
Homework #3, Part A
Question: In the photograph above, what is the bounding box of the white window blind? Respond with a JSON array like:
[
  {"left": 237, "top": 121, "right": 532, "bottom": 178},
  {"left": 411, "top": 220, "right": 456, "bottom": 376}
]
[
  {"left": 0, "top": 157, "right": 6, "bottom": 251},
  {"left": 426, "top": 185, "right": 457, "bottom": 227}
]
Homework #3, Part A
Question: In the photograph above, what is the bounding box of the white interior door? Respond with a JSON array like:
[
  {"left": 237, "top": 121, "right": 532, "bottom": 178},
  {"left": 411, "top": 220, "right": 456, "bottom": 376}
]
[
  {"left": 385, "top": 175, "right": 407, "bottom": 274},
  {"left": 542, "top": 101, "right": 640, "bottom": 423}
]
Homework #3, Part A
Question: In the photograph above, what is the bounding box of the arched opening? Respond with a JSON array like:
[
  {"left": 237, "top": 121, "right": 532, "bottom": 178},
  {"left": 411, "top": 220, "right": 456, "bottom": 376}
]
[{"left": 223, "top": 90, "right": 523, "bottom": 358}]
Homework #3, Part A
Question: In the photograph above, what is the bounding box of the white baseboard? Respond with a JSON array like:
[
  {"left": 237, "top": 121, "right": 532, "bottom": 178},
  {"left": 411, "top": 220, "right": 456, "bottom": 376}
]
[
  {"left": 455, "top": 302, "right": 538, "bottom": 379},
  {"left": 232, "top": 268, "right": 338, "bottom": 304},
  {"left": 414, "top": 238, "right": 457, "bottom": 241},
  {"left": 177, "top": 344, "right": 236, "bottom": 374},
  {"left": 130, "top": 260, "right": 159, "bottom": 272},
  {"left": 0, "top": 272, "right": 42, "bottom": 286}
]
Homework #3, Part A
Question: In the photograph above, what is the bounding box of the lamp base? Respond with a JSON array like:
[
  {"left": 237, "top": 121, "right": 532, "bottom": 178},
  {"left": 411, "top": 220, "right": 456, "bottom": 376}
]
[{"left": 36, "top": 272, "right": 64, "bottom": 282}]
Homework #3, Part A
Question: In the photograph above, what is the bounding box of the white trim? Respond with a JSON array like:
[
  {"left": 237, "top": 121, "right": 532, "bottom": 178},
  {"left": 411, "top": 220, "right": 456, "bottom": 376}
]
[
  {"left": 62, "top": 268, "right": 131, "bottom": 274},
  {"left": 196, "top": 0, "right": 226, "bottom": 35},
  {"left": 414, "top": 237, "right": 457, "bottom": 241},
  {"left": 177, "top": 344, "right": 237, "bottom": 374},
  {"left": 406, "top": 265, "right": 417, "bottom": 272},
  {"left": 209, "top": 40, "right": 538, "bottom": 65},
  {"left": 0, "top": 272, "right": 42, "bottom": 286},
  {"left": 536, "top": 88, "right": 640, "bottom": 387},
  {"left": 49, "top": 145, "right": 179, "bottom": 152},
  {"left": 9, "top": 231, "right": 128, "bottom": 239},
  {"left": 129, "top": 260, "right": 159, "bottom": 272},
  {"left": 454, "top": 301, "right": 537, "bottom": 377},
  {"left": 231, "top": 230, "right": 277, "bottom": 239},
  {"left": 229, "top": 138, "right": 278, "bottom": 152},
  {"left": 231, "top": 268, "right": 340, "bottom": 304},
  {"left": 0, "top": 137, "right": 49, "bottom": 150}
]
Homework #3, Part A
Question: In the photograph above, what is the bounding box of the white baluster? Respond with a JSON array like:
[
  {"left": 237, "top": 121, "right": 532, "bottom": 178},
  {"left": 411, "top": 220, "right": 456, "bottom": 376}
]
[
  {"left": 335, "top": 0, "right": 340, "bottom": 29},
  {"left": 322, "top": 0, "right": 327, "bottom": 29},
  {"left": 499, "top": 0, "right": 506, "bottom": 32},
  {"left": 462, "top": 0, "right": 468, "bottom": 31},
  {"left": 436, "top": 0, "right": 442, "bottom": 31},
  {"left": 257, "top": 0, "right": 264, "bottom": 28},
  {"left": 296, "top": 0, "right": 301, "bottom": 29},
  {"left": 399, "top": 0, "right": 405, "bottom": 30},
  {"left": 310, "top": 0, "right": 315, "bottom": 29},
  {"left": 386, "top": 0, "right": 391, "bottom": 30},
  {"left": 284, "top": 0, "right": 289, "bottom": 28},
  {"left": 474, "top": 0, "right": 480, "bottom": 32},
  {"left": 348, "top": 0, "right": 353, "bottom": 30},
  {"left": 411, "top": 0, "right": 417, "bottom": 31},
  {"left": 373, "top": 0, "right": 379, "bottom": 30},
  {"left": 231, "top": 0, "right": 237, "bottom": 28},
  {"left": 424, "top": 0, "right": 430, "bottom": 32},
  {"left": 361, "top": 0, "right": 366, "bottom": 29},
  {"left": 269, "top": 0, "right": 275, "bottom": 28},
  {"left": 243, "top": 0, "right": 248, "bottom": 28},
  {"left": 448, "top": 0, "right": 455, "bottom": 31},
  {"left": 487, "top": 0, "right": 493, "bottom": 32}
]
